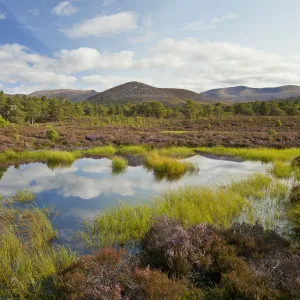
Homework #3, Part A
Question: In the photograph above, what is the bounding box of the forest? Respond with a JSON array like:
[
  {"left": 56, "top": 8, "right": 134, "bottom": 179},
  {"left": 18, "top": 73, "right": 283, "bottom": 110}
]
[{"left": 1, "top": 90, "right": 300, "bottom": 124}]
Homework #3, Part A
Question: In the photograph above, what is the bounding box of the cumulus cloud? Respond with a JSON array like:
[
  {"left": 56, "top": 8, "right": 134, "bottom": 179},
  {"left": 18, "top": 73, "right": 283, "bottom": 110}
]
[
  {"left": 61, "top": 11, "right": 138, "bottom": 38},
  {"left": 52, "top": 1, "right": 78, "bottom": 16},
  {"left": 183, "top": 13, "right": 239, "bottom": 31},
  {"left": 54, "top": 47, "right": 136, "bottom": 73},
  {"left": 0, "top": 44, "right": 76, "bottom": 93},
  {"left": 0, "top": 13, "right": 6, "bottom": 20},
  {"left": 1, "top": 38, "right": 300, "bottom": 93}
]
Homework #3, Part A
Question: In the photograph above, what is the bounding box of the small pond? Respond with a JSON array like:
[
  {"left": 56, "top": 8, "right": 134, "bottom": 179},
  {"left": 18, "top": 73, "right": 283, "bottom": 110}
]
[{"left": 0, "top": 155, "right": 267, "bottom": 247}]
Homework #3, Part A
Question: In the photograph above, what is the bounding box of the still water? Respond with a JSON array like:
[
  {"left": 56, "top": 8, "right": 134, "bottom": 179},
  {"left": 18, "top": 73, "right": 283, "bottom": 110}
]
[{"left": 0, "top": 155, "right": 267, "bottom": 246}]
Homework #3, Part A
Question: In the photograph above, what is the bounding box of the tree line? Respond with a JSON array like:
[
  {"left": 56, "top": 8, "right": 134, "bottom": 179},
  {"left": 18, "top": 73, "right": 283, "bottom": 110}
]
[{"left": 0, "top": 90, "right": 300, "bottom": 124}]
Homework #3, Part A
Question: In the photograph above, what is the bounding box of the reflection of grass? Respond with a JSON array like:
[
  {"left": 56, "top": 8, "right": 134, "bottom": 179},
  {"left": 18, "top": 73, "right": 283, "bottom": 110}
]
[
  {"left": 111, "top": 156, "right": 128, "bottom": 174},
  {"left": 85, "top": 146, "right": 117, "bottom": 156},
  {"left": 144, "top": 152, "right": 198, "bottom": 181},
  {"left": 80, "top": 185, "right": 245, "bottom": 247},
  {"left": 196, "top": 146, "right": 300, "bottom": 162},
  {"left": 14, "top": 190, "right": 35, "bottom": 203},
  {"left": 0, "top": 205, "right": 75, "bottom": 298},
  {"left": 118, "top": 145, "right": 148, "bottom": 156}
]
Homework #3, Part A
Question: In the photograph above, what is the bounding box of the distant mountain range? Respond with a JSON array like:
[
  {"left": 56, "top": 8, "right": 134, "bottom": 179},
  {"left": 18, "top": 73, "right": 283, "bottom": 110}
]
[
  {"left": 29, "top": 89, "right": 98, "bottom": 102},
  {"left": 5, "top": 82, "right": 300, "bottom": 104},
  {"left": 201, "top": 85, "right": 300, "bottom": 103}
]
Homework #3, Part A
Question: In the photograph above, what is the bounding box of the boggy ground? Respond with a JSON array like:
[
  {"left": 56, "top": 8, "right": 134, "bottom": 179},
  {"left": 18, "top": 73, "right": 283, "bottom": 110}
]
[{"left": 0, "top": 116, "right": 299, "bottom": 151}]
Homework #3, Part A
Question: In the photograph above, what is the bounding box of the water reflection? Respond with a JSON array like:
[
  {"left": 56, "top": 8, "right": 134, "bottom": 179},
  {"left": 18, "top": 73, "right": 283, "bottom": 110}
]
[{"left": 0, "top": 155, "right": 267, "bottom": 246}]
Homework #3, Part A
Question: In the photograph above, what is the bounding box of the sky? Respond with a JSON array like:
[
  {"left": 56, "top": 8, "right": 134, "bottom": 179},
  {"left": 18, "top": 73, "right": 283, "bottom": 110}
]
[{"left": 0, "top": 0, "right": 300, "bottom": 94}]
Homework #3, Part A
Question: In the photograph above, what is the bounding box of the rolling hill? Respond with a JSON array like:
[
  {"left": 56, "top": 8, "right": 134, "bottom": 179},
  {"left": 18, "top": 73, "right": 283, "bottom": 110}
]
[
  {"left": 200, "top": 85, "right": 300, "bottom": 102},
  {"left": 88, "top": 82, "right": 207, "bottom": 105},
  {"left": 29, "top": 89, "right": 98, "bottom": 102}
]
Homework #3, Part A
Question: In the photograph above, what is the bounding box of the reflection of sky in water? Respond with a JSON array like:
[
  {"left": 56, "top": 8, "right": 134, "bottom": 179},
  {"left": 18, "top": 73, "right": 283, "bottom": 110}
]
[{"left": 0, "top": 156, "right": 267, "bottom": 245}]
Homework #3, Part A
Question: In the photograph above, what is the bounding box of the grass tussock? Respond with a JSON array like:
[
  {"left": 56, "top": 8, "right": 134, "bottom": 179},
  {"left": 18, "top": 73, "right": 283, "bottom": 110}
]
[
  {"left": 111, "top": 156, "right": 128, "bottom": 174},
  {"left": 196, "top": 146, "right": 300, "bottom": 163},
  {"left": 229, "top": 173, "right": 288, "bottom": 200},
  {"left": 0, "top": 205, "right": 76, "bottom": 298},
  {"left": 270, "top": 161, "right": 293, "bottom": 179},
  {"left": 80, "top": 185, "right": 245, "bottom": 247},
  {"left": 80, "top": 173, "right": 291, "bottom": 248},
  {"left": 144, "top": 152, "right": 198, "bottom": 181},
  {"left": 85, "top": 145, "right": 117, "bottom": 156},
  {"left": 118, "top": 145, "right": 148, "bottom": 156},
  {"left": 14, "top": 190, "right": 35, "bottom": 203},
  {"left": 0, "top": 150, "right": 77, "bottom": 165},
  {"left": 156, "top": 146, "right": 195, "bottom": 158}
]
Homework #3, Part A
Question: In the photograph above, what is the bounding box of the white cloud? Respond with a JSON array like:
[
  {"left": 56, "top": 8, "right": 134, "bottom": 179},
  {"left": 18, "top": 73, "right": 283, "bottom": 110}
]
[
  {"left": 183, "top": 13, "right": 239, "bottom": 31},
  {"left": 61, "top": 11, "right": 138, "bottom": 38},
  {"left": 1, "top": 38, "right": 300, "bottom": 93},
  {"left": 54, "top": 48, "right": 136, "bottom": 73},
  {"left": 29, "top": 9, "right": 39, "bottom": 16},
  {"left": 0, "top": 13, "right": 6, "bottom": 20},
  {"left": 52, "top": 1, "right": 78, "bottom": 16}
]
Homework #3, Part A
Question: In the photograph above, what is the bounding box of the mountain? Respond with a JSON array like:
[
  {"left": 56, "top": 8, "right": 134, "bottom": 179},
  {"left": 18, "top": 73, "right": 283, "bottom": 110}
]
[
  {"left": 29, "top": 89, "right": 98, "bottom": 102},
  {"left": 201, "top": 85, "right": 300, "bottom": 102},
  {"left": 88, "top": 82, "right": 207, "bottom": 105}
]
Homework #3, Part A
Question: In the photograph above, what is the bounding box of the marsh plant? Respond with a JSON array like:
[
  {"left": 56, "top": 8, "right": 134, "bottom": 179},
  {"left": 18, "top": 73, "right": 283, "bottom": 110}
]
[
  {"left": 111, "top": 156, "right": 128, "bottom": 174},
  {"left": 0, "top": 205, "right": 76, "bottom": 298},
  {"left": 13, "top": 190, "right": 35, "bottom": 203},
  {"left": 144, "top": 152, "right": 198, "bottom": 181}
]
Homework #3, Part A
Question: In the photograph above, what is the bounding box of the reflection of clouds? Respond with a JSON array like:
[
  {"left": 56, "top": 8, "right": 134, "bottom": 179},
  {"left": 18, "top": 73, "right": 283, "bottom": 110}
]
[{"left": 0, "top": 156, "right": 267, "bottom": 200}]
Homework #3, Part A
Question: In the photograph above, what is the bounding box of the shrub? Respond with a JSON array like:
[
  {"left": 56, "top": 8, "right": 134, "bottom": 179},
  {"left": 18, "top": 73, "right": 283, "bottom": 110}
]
[
  {"left": 276, "top": 119, "right": 282, "bottom": 127},
  {"left": 46, "top": 126, "right": 60, "bottom": 141},
  {"left": 0, "top": 115, "right": 9, "bottom": 127}
]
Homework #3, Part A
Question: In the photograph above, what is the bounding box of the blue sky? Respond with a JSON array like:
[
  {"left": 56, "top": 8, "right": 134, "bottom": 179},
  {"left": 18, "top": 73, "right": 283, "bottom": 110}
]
[{"left": 0, "top": 0, "right": 300, "bottom": 93}]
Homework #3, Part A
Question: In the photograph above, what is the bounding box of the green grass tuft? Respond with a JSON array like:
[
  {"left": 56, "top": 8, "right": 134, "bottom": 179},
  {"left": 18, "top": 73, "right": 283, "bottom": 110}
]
[
  {"left": 156, "top": 147, "right": 195, "bottom": 158},
  {"left": 144, "top": 152, "right": 198, "bottom": 181},
  {"left": 14, "top": 190, "right": 35, "bottom": 203},
  {"left": 118, "top": 145, "right": 148, "bottom": 156},
  {"left": 270, "top": 161, "right": 293, "bottom": 179},
  {"left": 111, "top": 156, "right": 128, "bottom": 174},
  {"left": 196, "top": 146, "right": 300, "bottom": 163},
  {"left": 85, "top": 146, "right": 117, "bottom": 156}
]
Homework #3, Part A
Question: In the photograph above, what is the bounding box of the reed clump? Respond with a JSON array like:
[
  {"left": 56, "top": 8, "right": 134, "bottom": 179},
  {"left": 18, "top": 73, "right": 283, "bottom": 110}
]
[
  {"left": 85, "top": 145, "right": 117, "bottom": 156},
  {"left": 0, "top": 205, "right": 76, "bottom": 298},
  {"left": 144, "top": 152, "right": 198, "bottom": 180},
  {"left": 118, "top": 145, "right": 148, "bottom": 156},
  {"left": 156, "top": 147, "right": 195, "bottom": 158},
  {"left": 80, "top": 185, "right": 245, "bottom": 247},
  {"left": 196, "top": 146, "right": 300, "bottom": 163},
  {"left": 111, "top": 156, "right": 128, "bottom": 174},
  {"left": 13, "top": 190, "right": 35, "bottom": 203}
]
